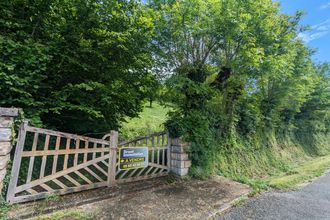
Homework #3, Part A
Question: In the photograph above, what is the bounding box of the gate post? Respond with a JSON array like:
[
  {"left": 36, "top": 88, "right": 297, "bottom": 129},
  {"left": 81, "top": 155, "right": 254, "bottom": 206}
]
[
  {"left": 170, "top": 137, "right": 192, "bottom": 177},
  {"left": 108, "top": 130, "right": 118, "bottom": 186},
  {"left": 0, "top": 108, "right": 19, "bottom": 196}
]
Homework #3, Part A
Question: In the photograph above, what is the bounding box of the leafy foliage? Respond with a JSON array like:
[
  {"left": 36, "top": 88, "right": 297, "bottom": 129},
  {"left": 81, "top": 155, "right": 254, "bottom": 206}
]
[
  {"left": 0, "top": 0, "right": 156, "bottom": 134},
  {"left": 150, "top": 0, "right": 330, "bottom": 176}
]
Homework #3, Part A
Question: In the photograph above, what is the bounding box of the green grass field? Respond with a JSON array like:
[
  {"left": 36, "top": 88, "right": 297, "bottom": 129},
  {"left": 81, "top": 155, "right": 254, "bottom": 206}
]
[{"left": 120, "top": 103, "right": 172, "bottom": 139}]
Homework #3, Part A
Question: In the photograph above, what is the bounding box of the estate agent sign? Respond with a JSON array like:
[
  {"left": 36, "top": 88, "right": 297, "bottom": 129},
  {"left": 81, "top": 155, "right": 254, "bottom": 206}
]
[{"left": 119, "top": 147, "right": 149, "bottom": 170}]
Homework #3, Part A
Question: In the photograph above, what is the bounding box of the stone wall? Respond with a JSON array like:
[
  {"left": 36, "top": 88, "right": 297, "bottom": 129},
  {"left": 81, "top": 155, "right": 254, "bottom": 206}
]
[
  {"left": 170, "top": 137, "right": 192, "bottom": 177},
  {"left": 0, "top": 108, "right": 18, "bottom": 195}
]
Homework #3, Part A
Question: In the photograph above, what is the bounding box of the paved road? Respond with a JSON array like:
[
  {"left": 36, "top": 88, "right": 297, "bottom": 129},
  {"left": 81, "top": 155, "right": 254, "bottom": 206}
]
[{"left": 217, "top": 172, "right": 330, "bottom": 220}]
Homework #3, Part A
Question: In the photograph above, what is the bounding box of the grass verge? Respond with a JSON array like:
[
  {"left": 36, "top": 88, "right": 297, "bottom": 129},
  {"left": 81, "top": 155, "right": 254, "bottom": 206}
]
[
  {"left": 267, "top": 154, "right": 330, "bottom": 189},
  {"left": 226, "top": 154, "right": 330, "bottom": 196}
]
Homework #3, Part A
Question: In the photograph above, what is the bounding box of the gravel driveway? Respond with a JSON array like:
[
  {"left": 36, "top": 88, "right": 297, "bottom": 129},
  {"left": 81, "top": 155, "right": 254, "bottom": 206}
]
[{"left": 217, "top": 172, "right": 330, "bottom": 220}]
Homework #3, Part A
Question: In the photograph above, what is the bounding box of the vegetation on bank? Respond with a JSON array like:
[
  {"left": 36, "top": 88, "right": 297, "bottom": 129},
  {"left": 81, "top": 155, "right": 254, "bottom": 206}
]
[
  {"left": 122, "top": 104, "right": 330, "bottom": 192},
  {"left": 152, "top": 0, "right": 330, "bottom": 179},
  {"left": 268, "top": 154, "right": 330, "bottom": 189}
]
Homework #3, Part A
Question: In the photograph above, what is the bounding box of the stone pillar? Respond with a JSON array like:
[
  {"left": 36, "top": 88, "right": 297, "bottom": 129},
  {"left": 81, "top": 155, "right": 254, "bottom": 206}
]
[
  {"left": 0, "top": 108, "right": 19, "bottom": 195},
  {"left": 170, "top": 137, "right": 192, "bottom": 177}
]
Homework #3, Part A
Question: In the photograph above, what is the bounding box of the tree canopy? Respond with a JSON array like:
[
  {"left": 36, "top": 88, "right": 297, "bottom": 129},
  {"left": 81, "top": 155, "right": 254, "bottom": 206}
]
[{"left": 0, "top": 0, "right": 156, "bottom": 134}]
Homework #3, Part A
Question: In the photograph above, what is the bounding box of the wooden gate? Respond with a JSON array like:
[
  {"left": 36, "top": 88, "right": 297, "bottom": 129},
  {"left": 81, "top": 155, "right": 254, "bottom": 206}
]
[{"left": 6, "top": 121, "right": 170, "bottom": 204}]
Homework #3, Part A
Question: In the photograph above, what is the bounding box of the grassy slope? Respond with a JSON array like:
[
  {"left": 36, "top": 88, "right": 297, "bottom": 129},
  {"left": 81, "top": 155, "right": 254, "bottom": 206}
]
[
  {"left": 120, "top": 102, "right": 171, "bottom": 139},
  {"left": 268, "top": 154, "right": 330, "bottom": 189},
  {"left": 216, "top": 134, "right": 330, "bottom": 192}
]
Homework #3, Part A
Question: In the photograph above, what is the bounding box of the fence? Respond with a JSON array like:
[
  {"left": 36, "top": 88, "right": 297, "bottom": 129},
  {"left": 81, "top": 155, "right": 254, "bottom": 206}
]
[{"left": 6, "top": 121, "right": 170, "bottom": 204}]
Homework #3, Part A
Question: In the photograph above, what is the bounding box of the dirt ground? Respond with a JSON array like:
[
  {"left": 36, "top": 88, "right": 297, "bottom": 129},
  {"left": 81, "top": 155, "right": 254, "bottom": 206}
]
[{"left": 8, "top": 176, "right": 250, "bottom": 220}]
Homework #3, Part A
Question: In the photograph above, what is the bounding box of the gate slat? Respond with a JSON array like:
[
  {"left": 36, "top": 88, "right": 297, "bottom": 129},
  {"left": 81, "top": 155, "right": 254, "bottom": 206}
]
[
  {"left": 145, "top": 166, "right": 154, "bottom": 176},
  {"left": 84, "top": 141, "right": 88, "bottom": 163},
  {"left": 74, "top": 171, "right": 93, "bottom": 184},
  {"left": 53, "top": 179, "right": 67, "bottom": 189},
  {"left": 93, "top": 164, "right": 108, "bottom": 176},
  {"left": 22, "top": 148, "right": 109, "bottom": 157},
  {"left": 26, "top": 188, "right": 38, "bottom": 195},
  {"left": 7, "top": 121, "right": 28, "bottom": 203},
  {"left": 151, "top": 136, "right": 155, "bottom": 163},
  {"left": 26, "top": 126, "right": 110, "bottom": 145},
  {"left": 40, "top": 183, "right": 53, "bottom": 192},
  {"left": 39, "top": 135, "right": 50, "bottom": 178},
  {"left": 92, "top": 142, "right": 97, "bottom": 159},
  {"left": 52, "top": 136, "right": 61, "bottom": 174},
  {"left": 74, "top": 139, "right": 80, "bottom": 166},
  {"left": 116, "top": 172, "right": 168, "bottom": 184},
  {"left": 127, "top": 168, "right": 139, "bottom": 178},
  {"left": 26, "top": 132, "right": 39, "bottom": 183},
  {"left": 149, "top": 163, "right": 167, "bottom": 170},
  {"left": 118, "top": 170, "right": 129, "bottom": 179},
  {"left": 85, "top": 167, "right": 103, "bottom": 182},
  {"left": 63, "top": 138, "right": 71, "bottom": 169},
  {"left": 151, "top": 167, "right": 160, "bottom": 175},
  {"left": 64, "top": 175, "right": 81, "bottom": 187},
  {"left": 135, "top": 166, "right": 148, "bottom": 177}
]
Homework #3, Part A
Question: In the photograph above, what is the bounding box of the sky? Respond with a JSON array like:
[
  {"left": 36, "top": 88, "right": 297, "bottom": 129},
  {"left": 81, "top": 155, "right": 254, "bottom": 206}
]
[{"left": 277, "top": 0, "right": 330, "bottom": 62}]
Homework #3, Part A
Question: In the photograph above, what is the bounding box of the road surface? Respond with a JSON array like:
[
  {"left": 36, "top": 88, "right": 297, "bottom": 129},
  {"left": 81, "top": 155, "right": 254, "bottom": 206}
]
[{"left": 217, "top": 172, "right": 330, "bottom": 220}]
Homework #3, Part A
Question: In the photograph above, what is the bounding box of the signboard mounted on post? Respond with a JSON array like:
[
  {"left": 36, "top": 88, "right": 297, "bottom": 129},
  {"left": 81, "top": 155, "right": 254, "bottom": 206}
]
[{"left": 119, "top": 147, "right": 149, "bottom": 170}]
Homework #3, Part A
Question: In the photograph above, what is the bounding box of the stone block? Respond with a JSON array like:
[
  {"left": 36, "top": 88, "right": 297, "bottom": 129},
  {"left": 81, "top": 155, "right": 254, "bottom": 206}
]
[
  {"left": 0, "top": 141, "right": 12, "bottom": 156},
  {"left": 171, "top": 159, "right": 182, "bottom": 168},
  {"left": 0, "top": 128, "right": 11, "bottom": 141},
  {"left": 0, "top": 168, "right": 6, "bottom": 181},
  {"left": 0, "top": 117, "right": 13, "bottom": 128},
  {"left": 170, "top": 167, "right": 189, "bottom": 176},
  {"left": 171, "top": 159, "right": 192, "bottom": 169},
  {"left": 0, "top": 168, "right": 6, "bottom": 193},
  {"left": 171, "top": 137, "right": 191, "bottom": 147},
  {"left": 0, "top": 155, "right": 10, "bottom": 170},
  {"left": 171, "top": 153, "right": 189, "bottom": 161},
  {"left": 0, "top": 107, "right": 19, "bottom": 117},
  {"left": 171, "top": 146, "right": 190, "bottom": 154},
  {"left": 184, "top": 160, "right": 192, "bottom": 168}
]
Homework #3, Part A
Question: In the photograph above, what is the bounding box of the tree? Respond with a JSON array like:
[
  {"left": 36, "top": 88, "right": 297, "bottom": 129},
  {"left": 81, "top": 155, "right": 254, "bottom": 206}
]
[{"left": 0, "top": 0, "right": 155, "bottom": 134}]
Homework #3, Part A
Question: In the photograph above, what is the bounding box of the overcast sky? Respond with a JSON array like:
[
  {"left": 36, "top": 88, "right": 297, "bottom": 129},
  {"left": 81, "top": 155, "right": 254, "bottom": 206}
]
[{"left": 277, "top": 0, "right": 330, "bottom": 62}]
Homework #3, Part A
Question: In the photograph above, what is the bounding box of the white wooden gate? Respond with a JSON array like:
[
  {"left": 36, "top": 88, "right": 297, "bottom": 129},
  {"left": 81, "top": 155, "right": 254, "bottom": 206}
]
[{"left": 7, "top": 121, "right": 170, "bottom": 204}]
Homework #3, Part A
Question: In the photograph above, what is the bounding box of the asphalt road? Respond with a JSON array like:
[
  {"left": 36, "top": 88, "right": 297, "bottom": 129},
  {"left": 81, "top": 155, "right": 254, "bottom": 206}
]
[{"left": 217, "top": 172, "right": 330, "bottom": 220}]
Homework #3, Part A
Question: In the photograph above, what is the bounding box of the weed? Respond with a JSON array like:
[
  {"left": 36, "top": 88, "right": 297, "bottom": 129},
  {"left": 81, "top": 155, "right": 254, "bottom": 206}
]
[
  {"left": 232, "top": 195, "right": 248, "bottom": 207},
  {"left": 34, "top": 209, "right": 93, "bottom": 220},
  {"left": 0, "top": 197, "right": 8, "bottom": 220}
]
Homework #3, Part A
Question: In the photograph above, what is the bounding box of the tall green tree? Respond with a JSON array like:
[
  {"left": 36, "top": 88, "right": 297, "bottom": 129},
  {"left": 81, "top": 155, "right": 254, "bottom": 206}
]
[{"left": 0, "top": 0, "right": 155, "bottom": 134}]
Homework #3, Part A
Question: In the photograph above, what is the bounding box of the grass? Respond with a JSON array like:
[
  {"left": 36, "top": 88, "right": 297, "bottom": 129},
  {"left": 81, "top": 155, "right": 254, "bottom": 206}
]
[
  {"left": 33, "top": 209, "right": 93, "bottom": 220},
  {"left": 214, "top": 132, "right": 330, "bottom": 194},
  {"left": 230, "top": 154, "right": 330, "bottom": 195},
  {"left": 120, "top": 102, "right": 171, "bottom": 139},
  {"left": 267, "top": 154, "right": 330, "bottom": 189},
  {"left": 0, "top": 197, "right": 9, "bottom": 220}
]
